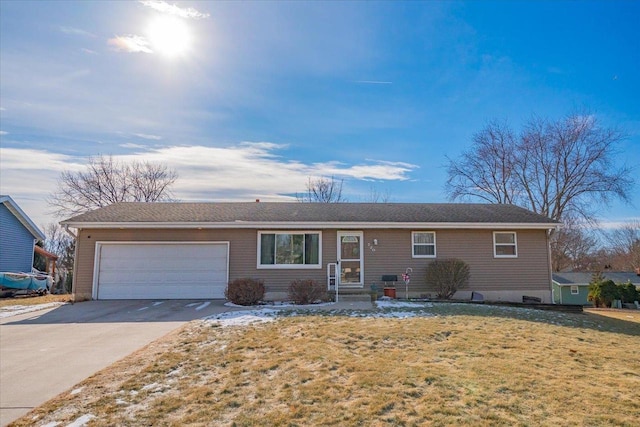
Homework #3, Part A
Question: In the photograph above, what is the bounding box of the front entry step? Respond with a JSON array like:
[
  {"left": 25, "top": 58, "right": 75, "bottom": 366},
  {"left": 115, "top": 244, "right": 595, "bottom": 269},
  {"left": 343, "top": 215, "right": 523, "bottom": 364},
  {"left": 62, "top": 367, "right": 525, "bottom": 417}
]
[{"left": 336, "top": 293, "right": 373, "bottom": 303}]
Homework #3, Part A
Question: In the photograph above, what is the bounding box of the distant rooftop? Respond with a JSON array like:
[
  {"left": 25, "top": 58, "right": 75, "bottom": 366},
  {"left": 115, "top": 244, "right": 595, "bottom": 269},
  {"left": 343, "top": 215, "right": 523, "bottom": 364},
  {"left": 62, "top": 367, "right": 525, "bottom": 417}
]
[{"left": 553, "top": 271, "right": 640, "bottom": 285}]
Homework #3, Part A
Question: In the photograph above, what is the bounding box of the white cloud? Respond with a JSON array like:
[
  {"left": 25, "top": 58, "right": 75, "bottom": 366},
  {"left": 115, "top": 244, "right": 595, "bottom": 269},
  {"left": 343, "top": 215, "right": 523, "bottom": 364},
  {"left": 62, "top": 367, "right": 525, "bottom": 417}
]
[
  {"left": 108, "top": 35, "right": 153, "bottom": 53},
  {"left": 140, "top": 0, "right": 210, "bottom": 19},
  {"left": 0, "top": 143, "right": 417, "bottom": 225},
  {"left": 0, "top": 131, "right": 8, "bottom": 136},
  {"left": 134, "top": 133, "right": 163, "bottom": 140},
  {"left": 120, "top": 143, "right": 147, "bottom": 149},
  {"left": 59, "top": 26, "right": 96, "bottom": 38},
  {"left": 80, "top": 48, "right": 98, "bottom": 55}
]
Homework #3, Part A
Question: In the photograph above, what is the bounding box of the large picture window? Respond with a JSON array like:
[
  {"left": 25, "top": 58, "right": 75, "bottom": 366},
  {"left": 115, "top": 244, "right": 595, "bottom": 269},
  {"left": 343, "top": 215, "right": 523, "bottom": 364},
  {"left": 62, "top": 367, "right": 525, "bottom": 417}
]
[
  {"left": 258, "top": 232, "right": 321, "bottom": 268},
  {"left": 493, "top": 232, "right": 517, "bottom": 258},
  {"left": 412, "top": 231, "right": 436, "bottom": 258}
]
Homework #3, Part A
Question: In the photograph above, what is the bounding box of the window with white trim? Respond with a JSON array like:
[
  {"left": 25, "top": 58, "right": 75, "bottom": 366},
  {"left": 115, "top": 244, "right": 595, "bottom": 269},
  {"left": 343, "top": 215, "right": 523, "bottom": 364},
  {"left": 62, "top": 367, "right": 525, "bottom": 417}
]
[
  {"left": 493, "top": 232, "right": 517, "bottom": 258},
  {"left": 412, "top": 231, "right": 436, "bottom": 258},
  {"left": 258, "top": 231, "right": 321, "bottom": 268},
  {"left": 570, "top": 285, "right": 579, "bottom": 295}
]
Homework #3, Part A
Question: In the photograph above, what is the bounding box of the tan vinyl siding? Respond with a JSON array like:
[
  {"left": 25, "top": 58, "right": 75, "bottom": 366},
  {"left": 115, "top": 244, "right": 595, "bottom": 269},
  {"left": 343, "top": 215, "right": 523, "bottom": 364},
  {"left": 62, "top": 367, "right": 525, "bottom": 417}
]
[
  {"left": 73, "top": 227, "right": 551, "bottom": 300},
  {"left": 74, "top": 228, "right": 336, "bottom": 299}
]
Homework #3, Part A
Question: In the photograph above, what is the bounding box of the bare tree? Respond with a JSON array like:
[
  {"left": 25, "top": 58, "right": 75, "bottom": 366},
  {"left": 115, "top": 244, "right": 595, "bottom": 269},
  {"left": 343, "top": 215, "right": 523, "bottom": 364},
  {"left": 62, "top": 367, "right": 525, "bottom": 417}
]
[
  {"left": 297, "top": 176, "right": 346, "bottom": 203},
  {"left": 608, "top": 221, "right": 640, "bottom": 271},
  {"left": 49, "top": 155, "right": 178, "bottom": 217},
  {"left": 550, "top": 219, "right": 597, "bottom": 272},
  {"left": 445, "top": 112, "right": 634, "bottom": 223},
  {"left": 446, "top": 120, "right": 519, "bottom": 205},
  {"left": 366, "top": 185, "right": 391, "bottom": 203},
  {"left": 41, "top": 223, "right": 75, "bottom": 292}
]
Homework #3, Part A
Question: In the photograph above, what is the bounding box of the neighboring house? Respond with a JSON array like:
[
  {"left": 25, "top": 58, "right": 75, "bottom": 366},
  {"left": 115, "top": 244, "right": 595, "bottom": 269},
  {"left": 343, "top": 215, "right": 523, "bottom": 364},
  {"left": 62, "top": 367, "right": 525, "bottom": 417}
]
[
  {"left": 0, "top": 195, "right": 46, "bottom": 273},
  {"left": 61, "top": 202, "right": 559, "bottom": 302},
  {"left": 552, "top": 272, "right": 640, "bottom": 305}
]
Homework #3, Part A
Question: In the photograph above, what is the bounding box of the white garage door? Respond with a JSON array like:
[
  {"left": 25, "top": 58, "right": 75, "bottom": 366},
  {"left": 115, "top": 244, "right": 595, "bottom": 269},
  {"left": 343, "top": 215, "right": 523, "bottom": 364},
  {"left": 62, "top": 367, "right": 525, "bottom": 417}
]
[{"left": 95, "top": 242, "right": 228, "bottom": 299}]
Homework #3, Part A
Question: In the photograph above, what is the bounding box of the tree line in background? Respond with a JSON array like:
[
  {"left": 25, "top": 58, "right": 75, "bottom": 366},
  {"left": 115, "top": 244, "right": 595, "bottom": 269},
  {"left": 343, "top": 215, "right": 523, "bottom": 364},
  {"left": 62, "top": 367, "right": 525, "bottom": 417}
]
[{"left": 38, "top": 109, "right": 638, "bottom": 293}]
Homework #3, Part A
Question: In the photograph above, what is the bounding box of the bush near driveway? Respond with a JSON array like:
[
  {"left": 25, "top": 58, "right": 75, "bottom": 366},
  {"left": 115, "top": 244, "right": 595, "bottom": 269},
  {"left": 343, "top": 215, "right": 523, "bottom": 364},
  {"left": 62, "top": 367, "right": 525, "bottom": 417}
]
[{"left": 225, "top": 278, "right": 265, "bottom": 305}]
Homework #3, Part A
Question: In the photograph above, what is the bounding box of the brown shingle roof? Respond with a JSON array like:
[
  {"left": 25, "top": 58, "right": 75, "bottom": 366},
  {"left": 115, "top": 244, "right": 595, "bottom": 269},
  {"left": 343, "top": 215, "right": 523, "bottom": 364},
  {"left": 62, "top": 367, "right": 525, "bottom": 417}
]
[{"left": 61, "top": 202, "right": 558, "bottom": 226}]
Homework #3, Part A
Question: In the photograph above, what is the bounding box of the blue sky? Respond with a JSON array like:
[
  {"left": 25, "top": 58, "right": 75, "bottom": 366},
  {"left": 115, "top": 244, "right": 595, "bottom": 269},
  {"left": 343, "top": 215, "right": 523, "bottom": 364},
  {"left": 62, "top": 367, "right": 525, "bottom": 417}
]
[{"left": 1, "top": 0, "right": 638, "bottom": 228}]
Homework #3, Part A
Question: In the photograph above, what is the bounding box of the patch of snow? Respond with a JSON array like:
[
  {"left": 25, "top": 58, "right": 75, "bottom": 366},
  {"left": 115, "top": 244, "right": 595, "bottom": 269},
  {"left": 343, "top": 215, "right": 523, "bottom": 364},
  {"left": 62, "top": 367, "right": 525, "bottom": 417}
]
[
  {"left": 167, "top": 367, "right": 182, "bottom": 377},
  {"left": 66, "top": 414, "right": 95, "bottom": 427},
  {"left": 223, "top": 301, "right": 334, "bottom": 309},
  {"left": 137, "top": 306, "right": 149, "bottom": 311},
  {"left": 195, "top": 301, "right": 210, "bottom": 311},
  {"left": 116, "top": 398, "right": 128, "bottom": 405},
  {"left": 185, "top": 302, "right": 200, "bottom": 307},
  {"left": 376, "top": 300, "right": 432, "bottom": 309},
  {"left": 141, "top": 382, "right": 161, "bottom": 391},
  {"left": 70, "top": 387, "right": 84, "bottom": 395},
  {"left": 204, "top": 309, "right": 279, "bottom": 327},
  {"left": 152, "top": 301, "right": 164, "bottom": 306},
  {"left": 40, "top": 422, "right": 60, "bottom": 427},
  {"left": 0, "top": 302, "right": 65, "bottom": 319}
]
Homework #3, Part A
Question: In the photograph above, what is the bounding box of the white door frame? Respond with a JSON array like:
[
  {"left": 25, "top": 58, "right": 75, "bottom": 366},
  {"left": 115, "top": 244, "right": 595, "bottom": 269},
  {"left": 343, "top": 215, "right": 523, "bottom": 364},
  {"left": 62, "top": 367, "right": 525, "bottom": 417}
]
[{"left": 337, "top": 231, "right": 363, "bottom": 288}]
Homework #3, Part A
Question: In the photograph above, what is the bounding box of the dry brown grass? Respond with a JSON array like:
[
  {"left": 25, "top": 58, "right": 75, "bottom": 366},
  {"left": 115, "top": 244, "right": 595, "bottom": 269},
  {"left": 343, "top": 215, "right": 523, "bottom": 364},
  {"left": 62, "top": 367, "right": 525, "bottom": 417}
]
[
  {"left": 12, "top": 305, "right": 640, "bottom": 427},
  {"left": 0, "top": 293, "right": 72, "bottom": 308}
]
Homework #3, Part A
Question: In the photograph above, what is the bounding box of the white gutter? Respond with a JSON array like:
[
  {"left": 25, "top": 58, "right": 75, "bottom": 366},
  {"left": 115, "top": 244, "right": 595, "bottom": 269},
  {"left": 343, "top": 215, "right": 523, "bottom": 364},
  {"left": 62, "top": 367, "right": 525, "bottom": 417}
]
[
  {"left": 59, "top": 221, "right": 559, "bottom": 230},
  {"left": 63, "top": 224, "right": 77, "bottom": 239}
]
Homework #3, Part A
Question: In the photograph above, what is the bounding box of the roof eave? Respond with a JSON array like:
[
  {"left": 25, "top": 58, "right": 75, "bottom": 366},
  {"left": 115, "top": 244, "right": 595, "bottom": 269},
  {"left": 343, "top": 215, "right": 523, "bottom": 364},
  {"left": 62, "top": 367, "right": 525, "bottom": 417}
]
[{"left": 60, "top": 221, "right": 559, "bottom": 230}]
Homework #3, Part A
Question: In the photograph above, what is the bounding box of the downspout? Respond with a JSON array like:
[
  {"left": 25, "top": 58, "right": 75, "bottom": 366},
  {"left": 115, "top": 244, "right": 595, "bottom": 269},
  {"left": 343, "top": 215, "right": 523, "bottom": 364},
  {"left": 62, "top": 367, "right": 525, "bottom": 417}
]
[
  {"left": 63, "top": 225, "right": 78, "bottom": 301},
  {"left": 547, "top": 226, "right": 558, "bottom": 304}
]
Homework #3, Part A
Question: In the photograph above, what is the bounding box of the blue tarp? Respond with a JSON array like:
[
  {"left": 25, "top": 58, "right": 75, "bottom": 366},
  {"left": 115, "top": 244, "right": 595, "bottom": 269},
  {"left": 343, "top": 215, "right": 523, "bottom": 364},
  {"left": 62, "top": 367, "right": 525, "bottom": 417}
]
[{"left": 0, "top": 272, "right": 49, "bottom": 291}]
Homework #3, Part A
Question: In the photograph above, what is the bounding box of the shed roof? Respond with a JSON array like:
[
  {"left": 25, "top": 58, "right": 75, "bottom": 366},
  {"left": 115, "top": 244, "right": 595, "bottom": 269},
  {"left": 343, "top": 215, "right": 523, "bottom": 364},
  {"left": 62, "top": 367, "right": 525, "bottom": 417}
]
[
  {"left": 0, "top": 195, "right": 46, "bottom": 240},
  {"left": 61, "top": 202, "right": 559, "bottom": 230}
]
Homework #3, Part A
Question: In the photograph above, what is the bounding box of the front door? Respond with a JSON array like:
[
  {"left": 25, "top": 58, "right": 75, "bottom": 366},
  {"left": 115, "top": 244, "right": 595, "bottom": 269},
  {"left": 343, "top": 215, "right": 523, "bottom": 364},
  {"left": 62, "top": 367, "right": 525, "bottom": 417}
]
[{"left": 337, "top": 231, "right": 363, "bottom": 287}]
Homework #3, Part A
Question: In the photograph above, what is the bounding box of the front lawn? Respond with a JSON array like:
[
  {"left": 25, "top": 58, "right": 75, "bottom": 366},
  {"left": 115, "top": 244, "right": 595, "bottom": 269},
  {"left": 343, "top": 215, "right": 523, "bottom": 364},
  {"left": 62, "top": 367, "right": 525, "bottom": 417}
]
[{"left": 13, "top": 303, "right": 640, "bottom": 426}]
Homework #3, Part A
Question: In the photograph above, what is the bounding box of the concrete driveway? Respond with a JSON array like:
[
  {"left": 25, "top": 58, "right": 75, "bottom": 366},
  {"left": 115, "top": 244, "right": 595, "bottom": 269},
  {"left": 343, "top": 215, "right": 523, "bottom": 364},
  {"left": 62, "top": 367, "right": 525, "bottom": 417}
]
[{"left": 0, "top": 300, "right": 239, "bottom": 426}]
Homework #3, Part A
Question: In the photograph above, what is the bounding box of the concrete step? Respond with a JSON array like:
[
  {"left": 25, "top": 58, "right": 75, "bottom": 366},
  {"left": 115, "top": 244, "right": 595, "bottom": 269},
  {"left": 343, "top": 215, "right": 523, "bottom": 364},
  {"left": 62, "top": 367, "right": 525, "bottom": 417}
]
[{"left": 335, "top": 293, "right": 373, "bottom": 303}]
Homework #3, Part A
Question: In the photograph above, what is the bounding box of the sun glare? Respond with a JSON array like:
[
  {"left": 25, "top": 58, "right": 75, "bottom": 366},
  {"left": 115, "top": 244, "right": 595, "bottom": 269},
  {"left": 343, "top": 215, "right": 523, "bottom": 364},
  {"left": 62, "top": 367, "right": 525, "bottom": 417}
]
[{"left": 147, "top": 15, "right": 191, "bottom": 57}]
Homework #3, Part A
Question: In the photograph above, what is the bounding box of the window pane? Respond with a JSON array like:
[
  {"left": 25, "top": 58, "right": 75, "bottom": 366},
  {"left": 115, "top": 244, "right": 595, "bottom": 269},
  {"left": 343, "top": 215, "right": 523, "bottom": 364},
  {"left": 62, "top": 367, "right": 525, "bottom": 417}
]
[
  {"left": 414, "top": 245, "right": 435, "bottom": 256},
  {"left": 276, "top": 234, "right": 304, "bottom": 264},
  {"left": 305, "top": 234, "right": 319, "bottom": 264},
  {"left": 414, "top": 232, "right": 434, "bottom": 244},
  {"left": 341, "top": 235, "right": 360, "bottom": 259},
  {"left": 260, "top": 234, "right": 275, "bottom": 264},
  {"left": 495, "top": 245, "right": 516, "bottom": 256},
  {"left": 495, "top": 233, "right": 515, "bottom": 244},
  {"left": 341, "top": 261, "right": 361, "bottom": 284}
]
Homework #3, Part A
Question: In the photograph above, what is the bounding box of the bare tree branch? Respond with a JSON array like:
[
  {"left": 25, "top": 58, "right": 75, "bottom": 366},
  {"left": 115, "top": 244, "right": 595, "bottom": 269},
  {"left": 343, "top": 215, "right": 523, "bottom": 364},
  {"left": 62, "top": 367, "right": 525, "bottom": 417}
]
[
  {"left": 297, "top": 176, "right": 346, "bottom": 203},
  {"left": 367, "top": 186, "right": 391, "bottom": 203},
  {"left": 445, "top": 112, "right": 634, "bottom": 224},
  {"left": 48, "top": 155, "right": 178, "bottom": 218}
]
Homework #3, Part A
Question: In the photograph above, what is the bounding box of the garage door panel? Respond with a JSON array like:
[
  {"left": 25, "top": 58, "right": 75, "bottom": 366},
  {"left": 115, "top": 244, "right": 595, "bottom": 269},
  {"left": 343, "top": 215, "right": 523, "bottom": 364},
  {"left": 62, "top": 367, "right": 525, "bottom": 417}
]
[{"left": 96, "top": 243, "right": 228, "bottom": 299}]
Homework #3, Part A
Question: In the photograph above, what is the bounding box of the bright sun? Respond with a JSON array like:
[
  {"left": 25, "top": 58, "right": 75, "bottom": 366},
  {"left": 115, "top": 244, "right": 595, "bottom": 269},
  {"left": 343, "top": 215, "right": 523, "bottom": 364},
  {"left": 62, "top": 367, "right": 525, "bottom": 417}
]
[{"left": 147, "top": 15, "right": 191, "bottom": 57}]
